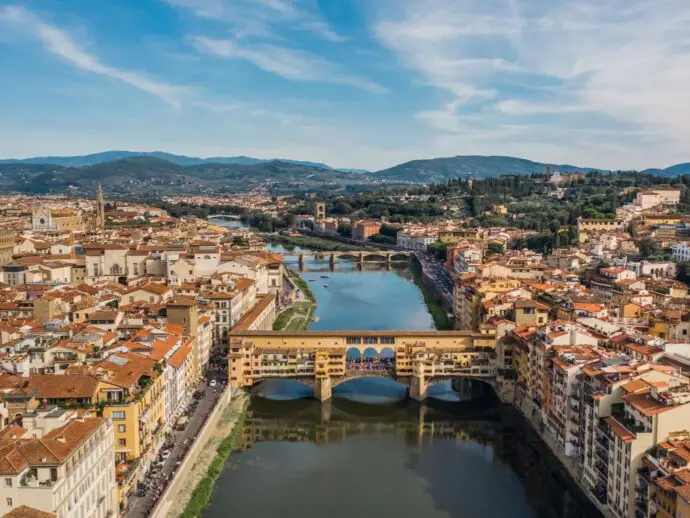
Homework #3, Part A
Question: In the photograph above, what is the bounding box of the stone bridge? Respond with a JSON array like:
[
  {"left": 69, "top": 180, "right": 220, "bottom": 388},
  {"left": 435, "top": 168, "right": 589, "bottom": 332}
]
[
  {"left": 228, "top": 331, "right": 515, "bottom": 402},
  {"left": 279, "top": 250, "right": 413, "bottom": 268}
]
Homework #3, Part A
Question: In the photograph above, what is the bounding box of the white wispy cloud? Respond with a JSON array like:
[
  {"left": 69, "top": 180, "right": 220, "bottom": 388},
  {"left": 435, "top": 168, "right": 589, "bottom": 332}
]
[
  {"left": 374, "top": 0, "right": 690, "bottom": 167},
  {"left": 0, "top": 5, "right": 190, "bottom": 105},
  {"left": 194, "top": 37, "right": 386, "bottom": 93},
  {"left": 166, "top": 0, "right": 345, "bottom": 42}
]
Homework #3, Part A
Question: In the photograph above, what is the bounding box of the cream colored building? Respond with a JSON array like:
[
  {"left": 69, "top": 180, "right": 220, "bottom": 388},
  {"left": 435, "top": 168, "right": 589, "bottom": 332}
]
[
  {"left": 0, "top": 409, "right": 116, "bottom": 518},
  {"left": 577, "top": 218, "right": 627, "bottom": 243},
  {"left": 634, "top": 188, "right": 681, "bottom": 210}
]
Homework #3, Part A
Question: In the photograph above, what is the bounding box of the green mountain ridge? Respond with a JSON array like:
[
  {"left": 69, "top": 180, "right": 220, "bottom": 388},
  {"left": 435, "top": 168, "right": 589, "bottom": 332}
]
[
  {"left": 0, "top": 150, "right": 335, "bottom": 171},
  {"left": 0, "top": 154, "right": 688, "bottom": 196}
]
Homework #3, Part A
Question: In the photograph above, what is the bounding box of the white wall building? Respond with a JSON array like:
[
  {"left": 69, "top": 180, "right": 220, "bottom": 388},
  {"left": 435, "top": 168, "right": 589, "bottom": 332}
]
[
  {"left": 671, "top": 242, "right": 690, "bottom": 262},
  {"left": 0, "top": 409, "right": 116, "bottom": 518}
]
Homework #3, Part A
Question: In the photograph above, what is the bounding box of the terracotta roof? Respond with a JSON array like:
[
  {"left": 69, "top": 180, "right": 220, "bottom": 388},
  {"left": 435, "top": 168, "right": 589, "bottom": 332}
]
[
  {"left": 26, "top": 375, "right": 100, "bottom": 400},
  {"left": 133, "top": 283, "right": 171, "bottom": 295},
  {"left": 89, "top": 311, "right": 118, "bottom": 322},
  {"left": 604, "top": 417, "right": 635, "bottom": 443},
  {"left": 2, "top": 506, "right": 56, "bottom": 518},
  {"left": 624, "top": 391, "right": 675, "bottom": 417},
  {"left": 95, "top": 352, "right": 157, "bottom": 390},
  {"left": 514, "top": 299, "right": 549, "bottom": 310},
  {"left": 0, "top": 418, "right": 103, "bottom": 474},
  {"left": 168, "top": 343, "right": 191, "bottom": 369}
]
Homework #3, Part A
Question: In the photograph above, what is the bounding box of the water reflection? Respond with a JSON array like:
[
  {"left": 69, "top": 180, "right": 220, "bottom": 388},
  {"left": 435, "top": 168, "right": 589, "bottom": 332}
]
[
  {"left": 252, "top": 377, "right": 490, "bottom": 404},
  {"left": 205, "top": 397, "right": 601, "bottom": 518}
]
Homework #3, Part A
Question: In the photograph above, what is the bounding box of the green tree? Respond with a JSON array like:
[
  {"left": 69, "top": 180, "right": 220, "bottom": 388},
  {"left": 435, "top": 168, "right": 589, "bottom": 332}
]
[
  {"left": 427, "top": 242, "right": 448, "bottom": 261},
  {"left": 337, "top": 223, "right": 352, "bottom": 237},
  {"left": 638, "top": 238, "right": 661, "bottom": 258},
  {"left": 487, "top": 243, "right": 504, "bottom": 256},
  {"left": 676, "top": 262, "right": 690, "bottom": 287}
]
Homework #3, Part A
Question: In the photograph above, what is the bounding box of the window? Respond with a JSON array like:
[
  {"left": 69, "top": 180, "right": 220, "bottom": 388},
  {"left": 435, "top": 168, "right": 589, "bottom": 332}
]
[
  {"left": 380, "top": 337, "right": 396, "bottom": 345},
  {"left": 118, "top": 452, "right": 127, "bottom": 462},
  {"left": 3, "top": 478, "right": 11, "bottom": 488},
  {"left": 118, "top": 424, "right": 126, "bottom": 433},
  {"left": 111, "top": 411, "right": 126, "bottom": 420},
  {"left": 119, "top": 439, "right": 126, "bottom": 447},
  {"left": 6, "top": 498, "right": 11, "bottom": 508},
  {"left": 346, "top": 336, "right": 362, "bottom": 345}
]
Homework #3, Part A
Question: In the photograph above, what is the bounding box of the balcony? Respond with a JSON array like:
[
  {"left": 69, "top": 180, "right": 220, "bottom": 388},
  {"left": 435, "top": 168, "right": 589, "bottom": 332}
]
[
  {"left": 594, "top": 446, "right": 609, "bottom": 463},
  {"left": 20, "top": 473, "right": 55, "bottom": 488},
  {"left": 637, "top": 467, "right": 651, "bottom": 485},
  {"left": 592, "top": 483, "right": 608, "bottom": 505},
  {"left": 595, "top": 460, "right": 609, "bottom": 477},
  {"left": 597, "top": 423, "right": 612, "bottom": 441}
]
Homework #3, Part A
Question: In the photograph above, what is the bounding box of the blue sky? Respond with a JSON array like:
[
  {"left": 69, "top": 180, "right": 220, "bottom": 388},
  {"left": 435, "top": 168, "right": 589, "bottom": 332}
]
[{"left": 0, "top": 0, "right": 689, "bottom": 170}]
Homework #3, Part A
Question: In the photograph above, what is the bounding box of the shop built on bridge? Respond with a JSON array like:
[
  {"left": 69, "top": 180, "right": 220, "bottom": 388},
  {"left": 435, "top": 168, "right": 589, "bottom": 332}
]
[{"left": 228, "top": 331, "right": 516, "bottom": 402}]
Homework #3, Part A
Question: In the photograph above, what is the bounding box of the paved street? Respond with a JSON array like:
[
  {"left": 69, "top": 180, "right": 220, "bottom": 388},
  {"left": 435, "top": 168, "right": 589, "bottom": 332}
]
[
  {"left": 125, "top": 363, "right": 228, "bottom": 518},
  {"left": 414, "top": 251, "right": 454, "bottom": 303}
]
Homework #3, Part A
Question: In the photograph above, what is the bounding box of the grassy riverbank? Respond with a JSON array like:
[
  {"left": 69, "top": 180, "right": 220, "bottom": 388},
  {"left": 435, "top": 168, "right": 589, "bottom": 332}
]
[
  {"left": 411, "top": 262, "right": 453, "bottom": 330},
  {"left": 273, "top": 301, "right": 313, "bottom": 331},
  {"left": 180, "top": 397, "right": 249, "bottom": 518},
  {"left": 273, "top": 269, "right": 316, "bottom": 331}
]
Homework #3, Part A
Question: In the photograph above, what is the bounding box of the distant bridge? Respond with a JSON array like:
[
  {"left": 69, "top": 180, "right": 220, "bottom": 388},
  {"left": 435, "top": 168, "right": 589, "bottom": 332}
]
[
  {"left": 208, "top": 214, "right": 241, "bottom": 220},
  {"left": 279, "top": 250, "right": 413, "bottom": 269}
]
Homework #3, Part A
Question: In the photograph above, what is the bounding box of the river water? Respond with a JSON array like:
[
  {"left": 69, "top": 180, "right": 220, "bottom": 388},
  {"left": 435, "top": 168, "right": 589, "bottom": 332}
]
[{"left": 205, "top": 221, "right": 600, "bottom": 518}]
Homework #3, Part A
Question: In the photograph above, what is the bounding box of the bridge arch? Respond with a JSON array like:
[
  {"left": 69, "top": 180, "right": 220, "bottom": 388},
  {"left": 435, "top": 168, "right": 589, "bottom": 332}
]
[
  {"left": 362, "top": 253, "right": 388, "bottom": 263},
  {"left": 419, "top": 376, "right": 497, "bottom": 402},
  {"left": 379, "top": 347, "right": 395, "bottom": 359},
  {"left": 363, "top": 347, "right": 378, "bottom": 359},
  {"left": 250, "top": 378, "right": 317, "bottom": 399},
  {"left": 346, "top": 347, "right": 362, "bottom": 359},
  {"left": 336, "top": 253, "right": 360, "bottom": 262},
  {"left": 331, "top": 374, "right": 398, "bottom": 389}
]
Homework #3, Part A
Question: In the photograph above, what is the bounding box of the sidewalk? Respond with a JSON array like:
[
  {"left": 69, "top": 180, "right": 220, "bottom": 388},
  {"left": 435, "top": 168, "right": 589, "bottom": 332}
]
[
  {"left": 155, "top": 390, "right": 249, "bottom": 518},
  {"left": 125, "top": 380, "right": 222, "bottom": 518}
]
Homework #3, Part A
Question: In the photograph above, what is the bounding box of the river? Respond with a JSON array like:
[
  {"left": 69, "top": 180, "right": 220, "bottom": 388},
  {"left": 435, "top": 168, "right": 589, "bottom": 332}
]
[{"left": 205, "top": 220, "right": 601, "bottom": 518}]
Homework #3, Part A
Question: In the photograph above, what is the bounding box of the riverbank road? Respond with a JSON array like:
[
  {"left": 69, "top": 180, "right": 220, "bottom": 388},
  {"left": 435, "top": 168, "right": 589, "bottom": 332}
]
[
  {"left": 414, "top": 252, "right": 454, "bottom": 302},
  {"left": 125, "top": 378, "right": 224, "bottom": 518}
]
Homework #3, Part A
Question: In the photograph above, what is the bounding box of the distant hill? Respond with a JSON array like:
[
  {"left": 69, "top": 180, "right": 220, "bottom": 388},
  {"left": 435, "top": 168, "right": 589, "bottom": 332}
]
[
  {"left": 642, "top": 163, "right": 690, "bottom": 177},
  {"left": 1, "top": 152, "right": 688, "bottom": 196},
  {"left": 0, "top": 150, "right": 333, "bottom": 170},
  {"left": 0, "top": 157, "right": 383, "bottom": 196},
  {"left": 372, "top": 155, "right": 606, "bottom": 183}
]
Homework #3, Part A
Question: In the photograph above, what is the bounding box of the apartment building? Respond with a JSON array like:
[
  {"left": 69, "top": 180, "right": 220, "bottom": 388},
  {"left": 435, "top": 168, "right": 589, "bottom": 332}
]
[
  {"left": 0, "top": 409, "right": 116, "bottom": 518},
  {"left": 594, "top": 376, "right": 690, "bottom": 518}
]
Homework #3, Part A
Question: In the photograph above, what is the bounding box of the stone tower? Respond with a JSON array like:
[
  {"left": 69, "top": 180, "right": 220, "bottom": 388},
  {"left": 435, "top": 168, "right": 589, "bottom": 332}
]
[
  {"left": 96, "top": 184, "right": 105, "bottom": 233},
  {"left": 315, "top": 202, "right": 326, "bottom": 220},
  {"left": 166, "top": 298, "right": 199, "bottom": 338}
]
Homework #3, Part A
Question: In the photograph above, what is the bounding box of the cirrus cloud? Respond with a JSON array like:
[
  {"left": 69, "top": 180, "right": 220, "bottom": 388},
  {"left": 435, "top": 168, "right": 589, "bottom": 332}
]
[{"left": 0, "top": 5, "right": 191, "bottom": 106}]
